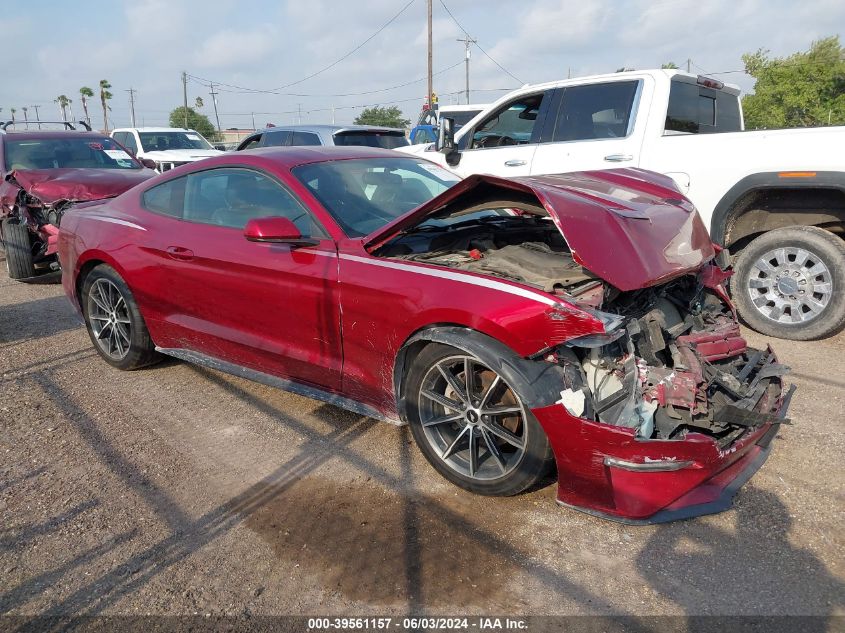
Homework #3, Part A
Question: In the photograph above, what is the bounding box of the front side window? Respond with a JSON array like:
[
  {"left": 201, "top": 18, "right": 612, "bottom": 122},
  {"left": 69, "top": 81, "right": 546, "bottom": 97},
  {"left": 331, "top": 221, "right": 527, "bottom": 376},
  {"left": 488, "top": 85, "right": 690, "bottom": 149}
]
[
  {"left": 4, "top": 137, "right": 141, "bottom": 171},
  {"left": 293, "top": 157, "right": 460, "bottom": 237},
  {"left": 182, "top": 167, "right": 323, "bottom": 236},
  {"left": 552, "top": 81, "right": 639, "bottom": 142},
  {"left": 238, "top": 135, "right": 263, "bottom": 151},
  {"left": 138, "top": 131, "right": 213, "bottom": 152},
  {"left": 470, "top": 94, "right": 545, "bottom": 149}
]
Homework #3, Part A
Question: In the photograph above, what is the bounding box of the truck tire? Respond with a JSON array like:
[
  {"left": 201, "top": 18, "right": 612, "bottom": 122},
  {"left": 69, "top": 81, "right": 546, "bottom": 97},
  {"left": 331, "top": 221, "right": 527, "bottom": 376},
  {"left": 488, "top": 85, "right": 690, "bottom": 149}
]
[
  {"left": 1, "top": 218, "right": 35, "bottom": 280},
  {"left": 731, "top": 226, "right": 845, "bottom": 340}
]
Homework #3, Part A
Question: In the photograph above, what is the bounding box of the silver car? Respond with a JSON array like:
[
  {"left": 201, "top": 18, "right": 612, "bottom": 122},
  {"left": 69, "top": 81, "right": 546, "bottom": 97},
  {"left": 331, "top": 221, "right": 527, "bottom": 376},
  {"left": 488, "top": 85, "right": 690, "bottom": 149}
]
[{"left": 235, "top": 124, "right": 409, "bottom": 151}]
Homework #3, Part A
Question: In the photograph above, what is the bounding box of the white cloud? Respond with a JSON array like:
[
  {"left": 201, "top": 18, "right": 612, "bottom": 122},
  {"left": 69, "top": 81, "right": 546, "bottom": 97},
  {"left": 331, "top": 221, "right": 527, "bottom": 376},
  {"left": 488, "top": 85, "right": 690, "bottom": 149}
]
[{"left": 193, "top": 28, "right": 278, "bottom": 68}]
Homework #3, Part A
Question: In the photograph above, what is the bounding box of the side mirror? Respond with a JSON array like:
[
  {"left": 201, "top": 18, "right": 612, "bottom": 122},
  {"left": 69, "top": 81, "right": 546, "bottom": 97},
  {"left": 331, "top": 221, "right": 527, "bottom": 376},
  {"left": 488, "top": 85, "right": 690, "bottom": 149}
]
[
  {"left": 140, "top": 158, "right": 157, "bottom": 170},
  {"left": 243, "top": 216, "right": 318, "bottom": 247},
  {"left": 436, "top": 116, "right": 456, "bottom": 154}
]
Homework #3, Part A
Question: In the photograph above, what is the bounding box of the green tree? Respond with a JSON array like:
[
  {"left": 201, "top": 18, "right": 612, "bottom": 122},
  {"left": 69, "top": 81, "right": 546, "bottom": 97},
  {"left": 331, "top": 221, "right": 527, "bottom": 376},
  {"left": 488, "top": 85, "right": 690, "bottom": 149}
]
[
  {"left": 168, "top": 106, "right": 220, "bottom": 141},
  {"left": 79, "top": 86, "right": 94, "bottom": 125},
  {"left": 661, "top": 62, "right": 679, "bottom": 69},
  {"left": 742, "top": 36, "right": 845, "bottom": 129},
  {"left": 55, "top": 95, "right": 71, "bottom": 122},
  {"left": 353, "top": 105, "right": 410, "bottom": 128},
  {"left": 99, "top": 79, "right": 113, "bottom": 132}
]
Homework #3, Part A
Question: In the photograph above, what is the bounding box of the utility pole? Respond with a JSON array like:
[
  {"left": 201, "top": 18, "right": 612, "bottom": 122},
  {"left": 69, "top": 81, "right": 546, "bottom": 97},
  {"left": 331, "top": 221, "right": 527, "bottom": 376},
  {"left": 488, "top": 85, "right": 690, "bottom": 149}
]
[
  {"left": 182, "top": 71, "right": 189, "bottom": 128},
  {"left": 297, "top": 103, "right": 302, "bottom": 125},
  {"left": 331, "top": 105, "right": 335, "bottom": 125},
  {"left": 456, "top": 35, "right": 476, "bottom": 104},
  {"left": 251, "top": 112, "right": 256, "bottom": 130},
  {"left": 126, "top": 88, "right": 137, "bottom": 127},
  {"left": 687, "top": 58, "right": 691, "bottom": 73},
  {"left": 209, "top": 82, "right": 221, "bottom": 133},
  {"left": 31, "top": 104, "right": 41, "bottom": 130},
  {"left": 427, "top": 0, "right": 433, "bottom": 107}
]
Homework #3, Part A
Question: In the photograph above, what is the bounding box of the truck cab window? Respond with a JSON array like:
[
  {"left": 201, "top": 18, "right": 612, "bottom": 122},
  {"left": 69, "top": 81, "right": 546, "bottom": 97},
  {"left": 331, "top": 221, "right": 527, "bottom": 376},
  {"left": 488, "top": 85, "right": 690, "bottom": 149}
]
[{"left": 470, "top": 94, "right": 544, "bottom": 149}]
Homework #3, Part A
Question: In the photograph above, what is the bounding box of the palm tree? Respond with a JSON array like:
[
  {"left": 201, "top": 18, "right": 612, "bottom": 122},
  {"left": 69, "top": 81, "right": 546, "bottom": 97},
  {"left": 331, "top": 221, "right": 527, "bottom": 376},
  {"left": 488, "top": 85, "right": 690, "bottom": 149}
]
[
  {"left": 99, "top": 79, "right": 113, "bottom": 133},
  {"left": 79, "top": 86, "right": 94, "bottom": 125},
  {"left": 195, "top": 96, "right": 204, "bottom": 108},
  {"left": 55, "top": 95, "right": 71, "bottom": 122},
  {"left": 22, "top": 106, "right": 29, "bottom": 129},
  {"left": 10, "top": 108, "right": 16, "bottom": 124}
]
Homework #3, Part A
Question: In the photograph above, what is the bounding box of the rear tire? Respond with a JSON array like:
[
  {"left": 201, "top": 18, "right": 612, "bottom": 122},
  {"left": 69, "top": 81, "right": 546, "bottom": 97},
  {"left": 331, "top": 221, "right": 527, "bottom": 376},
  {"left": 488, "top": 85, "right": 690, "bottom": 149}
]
[
  {"left": 404, "top": 343, "right": 554, "bottom": 496},
  {"left": 2, "top": 218, "right": 35, "bottom": 280},
  {"left": 731, "top": 226, "right": 845, "bottom": 340},
  {"left": 81, "top": 264, "right": 161, "bottom": 370}
]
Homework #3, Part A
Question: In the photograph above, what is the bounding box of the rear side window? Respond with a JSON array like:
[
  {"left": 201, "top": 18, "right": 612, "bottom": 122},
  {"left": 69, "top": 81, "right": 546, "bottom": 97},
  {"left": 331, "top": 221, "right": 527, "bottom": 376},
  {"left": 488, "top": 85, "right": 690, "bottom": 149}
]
[
  {"left": 290, "top": 132, "right": 321, "bottom": 146},
  {"left": 552, "top": 81, "right": 639, "bottom": 142},
  {"left": 263, "top": 130, "right": 292, "bottom": 147},
  {"left": 141, "top": 177, "right": 186, "bottom": 218},
  {"left": 665, "top": 80, "right": 742, "bottom": 134},
  {"left": 332, "top": 132, "right": 409, "bottom": 149}
]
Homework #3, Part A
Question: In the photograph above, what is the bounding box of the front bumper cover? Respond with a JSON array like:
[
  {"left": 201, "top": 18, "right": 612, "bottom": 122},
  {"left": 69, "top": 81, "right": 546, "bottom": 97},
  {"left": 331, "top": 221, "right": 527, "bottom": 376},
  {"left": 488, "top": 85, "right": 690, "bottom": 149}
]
[{"left": 532, "top": 384, "right": 793, "bottom": 524}]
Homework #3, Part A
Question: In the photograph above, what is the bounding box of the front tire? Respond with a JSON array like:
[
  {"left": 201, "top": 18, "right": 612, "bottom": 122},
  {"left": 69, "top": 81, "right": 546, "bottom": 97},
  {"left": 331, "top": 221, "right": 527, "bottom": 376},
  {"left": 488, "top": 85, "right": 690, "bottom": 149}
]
[
  {"left": 81, "top": 265, "right": 160, "bottom": 370},
  {"left": 405, "top": 343, "right": 554, "bottom": 496},
  {"left": 2, "top": 218, "right": 35, "bottom": 280},
  {"left": 731, "top": 226, "right": 845, "bottom": 340}
]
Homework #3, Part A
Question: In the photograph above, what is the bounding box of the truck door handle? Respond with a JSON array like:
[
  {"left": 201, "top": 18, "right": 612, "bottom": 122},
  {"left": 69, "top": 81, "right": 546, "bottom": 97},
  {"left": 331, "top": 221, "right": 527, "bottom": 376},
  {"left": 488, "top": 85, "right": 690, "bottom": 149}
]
[
  {"left": 166, "top": 246, "right": 194, "bottom": 261},
  {"left": 604, "top": 154, "right": 633, "bottom": 162},
  {"left": 504, "top": 159, "right": 527, "bottom": 167}
]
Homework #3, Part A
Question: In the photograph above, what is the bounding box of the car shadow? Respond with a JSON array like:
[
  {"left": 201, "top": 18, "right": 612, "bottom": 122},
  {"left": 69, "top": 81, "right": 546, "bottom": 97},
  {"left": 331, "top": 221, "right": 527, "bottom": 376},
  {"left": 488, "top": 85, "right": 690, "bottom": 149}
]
[
  {"left": 636, "top": 486, "right": 843, "bottom": 630},
  {"left": 0, "top": 294, "right": 81, "bottom": 345}
]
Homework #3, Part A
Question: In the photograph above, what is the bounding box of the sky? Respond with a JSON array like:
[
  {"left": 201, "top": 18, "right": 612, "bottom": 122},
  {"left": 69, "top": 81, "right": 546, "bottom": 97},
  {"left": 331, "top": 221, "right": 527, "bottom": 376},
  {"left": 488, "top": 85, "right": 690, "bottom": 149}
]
[{"left": 0, "top": 0, "right": 842, "bottom": 131}]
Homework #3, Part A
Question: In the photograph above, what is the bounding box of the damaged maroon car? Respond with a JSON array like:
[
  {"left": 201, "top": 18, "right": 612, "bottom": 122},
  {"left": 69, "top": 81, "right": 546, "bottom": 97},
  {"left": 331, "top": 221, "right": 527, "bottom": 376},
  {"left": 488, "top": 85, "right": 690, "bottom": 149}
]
[
  {"left": 0, "top": 124, "right": 155, "bottom": 279},
  {"left": 58, "top": 147, "right": 792, "bottom": 523}
]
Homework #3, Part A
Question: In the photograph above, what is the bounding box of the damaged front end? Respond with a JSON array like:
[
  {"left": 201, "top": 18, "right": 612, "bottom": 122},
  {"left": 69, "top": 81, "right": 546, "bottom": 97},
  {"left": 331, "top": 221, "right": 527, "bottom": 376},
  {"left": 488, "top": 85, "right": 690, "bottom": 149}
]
[
  {"left": 374, "top": 169, "right": 793, "bottom": 522},
  {"left": 532, "top": 269, "right": 794, "bottom": 522},
  {"left": 1, "top": 182, "right": 72, "bottom": 259}
]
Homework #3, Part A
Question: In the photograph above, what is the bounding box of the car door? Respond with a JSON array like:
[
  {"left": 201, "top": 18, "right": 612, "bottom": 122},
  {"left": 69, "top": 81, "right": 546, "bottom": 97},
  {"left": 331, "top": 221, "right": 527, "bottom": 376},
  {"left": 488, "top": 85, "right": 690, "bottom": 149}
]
[
  {"left": 140, "top": 167, "right": 342, "bottom": 390},
  {"left": 530, "top": 79, "right": 645, "bottom": 175},
  {"left": 449, "top": 90, "right": 553, "bottom": 177}
]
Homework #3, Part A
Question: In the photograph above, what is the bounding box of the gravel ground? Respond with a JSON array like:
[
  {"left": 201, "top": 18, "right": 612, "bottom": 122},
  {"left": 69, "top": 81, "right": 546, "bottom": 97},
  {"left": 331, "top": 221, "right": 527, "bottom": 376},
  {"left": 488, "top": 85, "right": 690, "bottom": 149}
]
[{"left": 1, "top": 262, "right": 843, "bottom": 623}]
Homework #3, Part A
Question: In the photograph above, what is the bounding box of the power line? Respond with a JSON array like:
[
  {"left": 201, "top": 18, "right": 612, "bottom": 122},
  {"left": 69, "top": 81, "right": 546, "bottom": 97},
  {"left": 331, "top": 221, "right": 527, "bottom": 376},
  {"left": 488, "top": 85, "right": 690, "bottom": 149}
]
[
  {"left": 187, "top": 59, "right": 465, "bottom": 98},
  {"left": 437, "top": 0, "right": 524, "bottom": 84}
]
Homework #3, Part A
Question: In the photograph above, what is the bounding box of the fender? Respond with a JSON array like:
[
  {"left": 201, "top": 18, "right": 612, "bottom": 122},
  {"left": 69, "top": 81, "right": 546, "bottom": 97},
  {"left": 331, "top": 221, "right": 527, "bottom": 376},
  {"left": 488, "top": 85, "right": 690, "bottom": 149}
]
[
  {"left": 710, "top": 171, "right": 845, "bottom": 245},
  {"left": 393, "top": 325, "right": 568, "bottom": 422}
]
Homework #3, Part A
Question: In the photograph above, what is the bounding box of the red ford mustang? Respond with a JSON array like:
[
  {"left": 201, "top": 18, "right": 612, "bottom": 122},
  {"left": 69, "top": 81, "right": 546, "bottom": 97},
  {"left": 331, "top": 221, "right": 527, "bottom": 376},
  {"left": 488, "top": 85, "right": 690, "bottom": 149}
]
[{"left": 58, "top": 147, "right": 793, "bottom": 523}]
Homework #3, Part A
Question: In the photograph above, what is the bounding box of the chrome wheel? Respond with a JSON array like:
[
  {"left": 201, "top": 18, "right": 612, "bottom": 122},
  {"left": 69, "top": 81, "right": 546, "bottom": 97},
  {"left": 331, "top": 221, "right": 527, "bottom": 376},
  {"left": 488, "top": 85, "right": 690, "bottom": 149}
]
[
  {"left": 87, "top": 278, "right": 132, "bottom": 360},
  {"left": 418, "top": 355, "right": 527, "bottom": 481},
  {"left": 747, "top": 246, "right": 833, "bottom": 324}
]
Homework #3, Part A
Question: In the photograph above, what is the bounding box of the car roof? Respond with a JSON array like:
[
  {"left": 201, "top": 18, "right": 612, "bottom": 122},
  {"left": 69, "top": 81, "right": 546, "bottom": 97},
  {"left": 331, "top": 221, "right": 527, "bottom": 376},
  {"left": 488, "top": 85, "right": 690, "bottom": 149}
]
[
  {"left": 113, "top": 127, "right": 197, "bottom": 133},
  {"left": 249, "top": 124, "right": 406, "bottom": 135},
  {"left": 201, "top": 145, "right": 417, "bottom": 170},
  {"left": 1, "top": 131, "right": 110, "bottom": 142}
]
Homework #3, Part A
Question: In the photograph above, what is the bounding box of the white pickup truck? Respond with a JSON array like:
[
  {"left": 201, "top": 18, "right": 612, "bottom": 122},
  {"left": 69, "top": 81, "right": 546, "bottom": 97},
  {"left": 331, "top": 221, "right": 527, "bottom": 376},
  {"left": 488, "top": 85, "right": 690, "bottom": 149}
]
[{"left": 413, "top": 69, "right": 845, "bottom": 341}]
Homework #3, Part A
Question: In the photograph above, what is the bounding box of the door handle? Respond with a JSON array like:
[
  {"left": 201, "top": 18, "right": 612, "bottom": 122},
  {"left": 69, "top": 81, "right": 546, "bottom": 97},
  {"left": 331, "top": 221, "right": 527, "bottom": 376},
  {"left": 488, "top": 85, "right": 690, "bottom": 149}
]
[
  {"left": 166, "top": 246, "right": 194, "bottom": 261},
  {"left": 504, "top": 159, "right": 527, "bottom": 167},
  {"left": 604, "top": 154, "right": 634, "bottom": 162}
]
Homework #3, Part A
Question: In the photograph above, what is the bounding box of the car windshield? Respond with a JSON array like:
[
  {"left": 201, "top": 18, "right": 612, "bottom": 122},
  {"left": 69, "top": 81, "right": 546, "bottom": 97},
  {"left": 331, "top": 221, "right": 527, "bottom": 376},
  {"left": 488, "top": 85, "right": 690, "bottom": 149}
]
[
  {"left": 292, "top": 157, "right": 460, "bottom": 237},
  {"left": 331, "top": 132, "right": 409, "bottom": 149},
  {"left": 138, "top": 131, "right": 213, "bottom": 151},
  {"left": 4, "top": 137, "right": 141, "bottom": 171}
]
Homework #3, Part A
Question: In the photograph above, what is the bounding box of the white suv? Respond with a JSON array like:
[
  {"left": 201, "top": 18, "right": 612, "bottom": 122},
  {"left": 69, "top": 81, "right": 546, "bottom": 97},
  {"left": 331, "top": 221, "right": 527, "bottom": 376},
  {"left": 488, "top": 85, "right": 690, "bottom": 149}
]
[{"left": 111, "top": 127, "right": 222, "bottom": 172}]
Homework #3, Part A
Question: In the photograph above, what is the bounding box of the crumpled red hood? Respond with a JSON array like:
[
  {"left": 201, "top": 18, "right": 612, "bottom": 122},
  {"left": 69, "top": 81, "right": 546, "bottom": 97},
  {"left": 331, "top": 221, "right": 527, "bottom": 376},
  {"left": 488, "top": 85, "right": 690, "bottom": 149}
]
[
  {"left": 365, "top": 168, "right": 715, "bottom": 291},
  {"left": 9, "top": 168, "right": 154, "bottom": 205}
]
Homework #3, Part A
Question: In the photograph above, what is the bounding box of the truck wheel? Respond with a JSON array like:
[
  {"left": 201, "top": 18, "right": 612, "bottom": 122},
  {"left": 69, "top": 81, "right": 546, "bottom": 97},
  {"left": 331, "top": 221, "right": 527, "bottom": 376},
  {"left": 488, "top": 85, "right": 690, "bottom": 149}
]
[
  {"left": 1, "top": 218, "right": 35, "bottom": 280},
  {"left": 405, "top": 343, "right": 554, "bottom": 496},
  {"left": 731, "top": 226, "right": 845, "bottom": 340}
]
